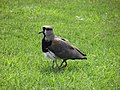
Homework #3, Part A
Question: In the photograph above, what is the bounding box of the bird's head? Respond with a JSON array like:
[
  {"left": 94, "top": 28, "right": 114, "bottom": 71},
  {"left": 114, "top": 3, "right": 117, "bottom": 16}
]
[{"left": 39, "top": 25, "right": 55, "bottom": 41}]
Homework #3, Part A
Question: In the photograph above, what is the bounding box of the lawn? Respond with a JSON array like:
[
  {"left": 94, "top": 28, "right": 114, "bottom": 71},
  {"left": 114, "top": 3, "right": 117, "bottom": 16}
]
[{"left": 0, "top": 0, "right": 120, "bottom": 90}]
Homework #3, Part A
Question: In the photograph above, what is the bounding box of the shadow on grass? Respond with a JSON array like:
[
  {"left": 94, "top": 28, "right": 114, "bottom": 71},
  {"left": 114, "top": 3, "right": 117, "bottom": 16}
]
[
  {"left": 39, "top": 61, "right": 89, "bottom": 74},
  {"left": 40, "top": 65, "right": 66, "bottom": 74}
]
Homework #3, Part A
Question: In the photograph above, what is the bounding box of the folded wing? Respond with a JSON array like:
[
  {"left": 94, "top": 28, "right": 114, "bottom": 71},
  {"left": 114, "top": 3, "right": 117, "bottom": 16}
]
[{"left": 48, "top": 37, "right": 87, "bottom": 60}]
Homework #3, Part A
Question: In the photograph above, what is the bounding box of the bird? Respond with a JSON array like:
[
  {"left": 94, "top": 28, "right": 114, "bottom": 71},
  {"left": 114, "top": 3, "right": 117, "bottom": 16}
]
[{"left": 38, "top": 25, "right": 87, "bottom": 68}]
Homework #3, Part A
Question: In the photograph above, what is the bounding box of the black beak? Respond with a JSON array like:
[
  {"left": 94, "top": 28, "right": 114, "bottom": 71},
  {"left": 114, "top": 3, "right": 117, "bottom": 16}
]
[{"left": 38, "top": 30, "right": 43, "bottom": 34}]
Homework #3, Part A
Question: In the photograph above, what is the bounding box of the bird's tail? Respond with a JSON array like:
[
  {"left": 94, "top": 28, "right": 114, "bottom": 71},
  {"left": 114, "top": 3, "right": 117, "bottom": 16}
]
[{"left": 71, "top": 56, "right": 87, "bottom": 60}]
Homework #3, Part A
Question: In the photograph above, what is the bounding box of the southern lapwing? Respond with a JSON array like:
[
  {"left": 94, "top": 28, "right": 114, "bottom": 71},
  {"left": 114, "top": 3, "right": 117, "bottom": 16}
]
[{"left": 38, "top": 25, "right": 87, "bottom": 68}]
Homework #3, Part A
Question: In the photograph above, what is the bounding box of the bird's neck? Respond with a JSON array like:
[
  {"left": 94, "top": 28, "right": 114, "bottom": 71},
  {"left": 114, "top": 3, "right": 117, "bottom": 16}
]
[{"left": 45, "top": 34, "right": 55, "bottom": 41}]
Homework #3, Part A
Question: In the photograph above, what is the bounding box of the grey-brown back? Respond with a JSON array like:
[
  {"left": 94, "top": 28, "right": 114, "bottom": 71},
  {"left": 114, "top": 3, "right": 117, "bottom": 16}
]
[{"left": 48, "top": 37, "right": 87, "bottom": 60}]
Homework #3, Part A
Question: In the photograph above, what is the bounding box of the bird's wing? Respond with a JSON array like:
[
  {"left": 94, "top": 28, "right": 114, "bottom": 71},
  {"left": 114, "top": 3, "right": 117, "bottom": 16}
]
[
  {"left": 72, "top": 46, "right": 86, "bottom": 56},
  {"left": 48, "top": 37, "right": 86, "bottom": 60},
  {"left": 55, "top": 36, "right": 69, "bottom": 42}
]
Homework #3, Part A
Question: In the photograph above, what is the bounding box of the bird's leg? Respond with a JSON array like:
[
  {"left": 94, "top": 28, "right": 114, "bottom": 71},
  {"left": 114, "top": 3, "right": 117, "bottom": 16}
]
[
  {"left": 59, "top": 60, "right": 65, "bottom": 67},
  {"left": 60, "top": 60, "right": 67, "bottom": 68},
  {"left": 52, "top": 60, "right": 55, "bottom": 68},
  {"left": 54, "top": 60, "right": 59, "bottom": 68},
  {"left": 62, "top": 60, "right": 67, "bottom": 68}
]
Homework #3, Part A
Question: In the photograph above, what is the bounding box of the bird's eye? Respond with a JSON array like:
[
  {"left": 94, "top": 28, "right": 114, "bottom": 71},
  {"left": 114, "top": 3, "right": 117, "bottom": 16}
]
[{"left": 43, "top": 27, "right": 46, "bottom": 30}]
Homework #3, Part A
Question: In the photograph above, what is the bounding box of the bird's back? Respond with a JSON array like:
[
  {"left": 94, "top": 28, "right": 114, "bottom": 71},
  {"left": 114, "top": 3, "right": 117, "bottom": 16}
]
[{"left": 48, "top": 37, "right": 87, "bottom": 60}]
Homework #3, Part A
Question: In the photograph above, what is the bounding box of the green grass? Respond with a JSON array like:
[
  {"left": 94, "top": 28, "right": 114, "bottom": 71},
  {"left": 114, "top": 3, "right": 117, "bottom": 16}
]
[{"left": 0, "top": 0, "right": 120, "bottom": 90}]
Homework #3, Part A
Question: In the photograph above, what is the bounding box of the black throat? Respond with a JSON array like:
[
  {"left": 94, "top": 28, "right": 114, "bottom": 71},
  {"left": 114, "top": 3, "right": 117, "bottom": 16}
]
[{"left": 42, "top": 38, "right": 52, "bottom": 52}]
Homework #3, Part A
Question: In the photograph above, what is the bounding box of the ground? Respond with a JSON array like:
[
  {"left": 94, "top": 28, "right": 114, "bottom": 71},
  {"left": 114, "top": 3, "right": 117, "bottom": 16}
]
[{"left": 0, "top": 0, "right": 120, "bottom": 90}]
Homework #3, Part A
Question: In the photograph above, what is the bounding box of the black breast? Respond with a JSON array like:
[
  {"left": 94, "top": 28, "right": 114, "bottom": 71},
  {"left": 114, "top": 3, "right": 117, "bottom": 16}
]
[{"left": 42, "top": 38, "right": 52, "bottom": 52}]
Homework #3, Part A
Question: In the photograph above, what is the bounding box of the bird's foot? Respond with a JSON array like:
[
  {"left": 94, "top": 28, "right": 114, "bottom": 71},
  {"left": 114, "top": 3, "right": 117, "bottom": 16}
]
[{"left": 59, "top": 60, "right": 67, "bottom": 68}]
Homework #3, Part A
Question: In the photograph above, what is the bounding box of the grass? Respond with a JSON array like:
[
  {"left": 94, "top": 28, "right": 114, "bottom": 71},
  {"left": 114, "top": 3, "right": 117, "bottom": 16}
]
[{"left": 0, "top": 0, "right": 120, "bottom": 90}]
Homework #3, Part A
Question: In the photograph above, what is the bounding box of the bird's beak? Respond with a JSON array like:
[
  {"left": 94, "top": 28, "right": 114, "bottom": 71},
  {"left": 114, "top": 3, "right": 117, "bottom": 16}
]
[{"left": 38, "top": 30, "right": 43, "bottom": 34}]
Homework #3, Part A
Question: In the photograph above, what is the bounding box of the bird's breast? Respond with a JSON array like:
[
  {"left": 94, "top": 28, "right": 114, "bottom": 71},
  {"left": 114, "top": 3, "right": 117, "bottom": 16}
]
[
  {"left": 43, "top": 50, "right": 59, "bottom": 60},
  {"left": 42, "top": 38, "right": 52, "bottom": 52}
]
